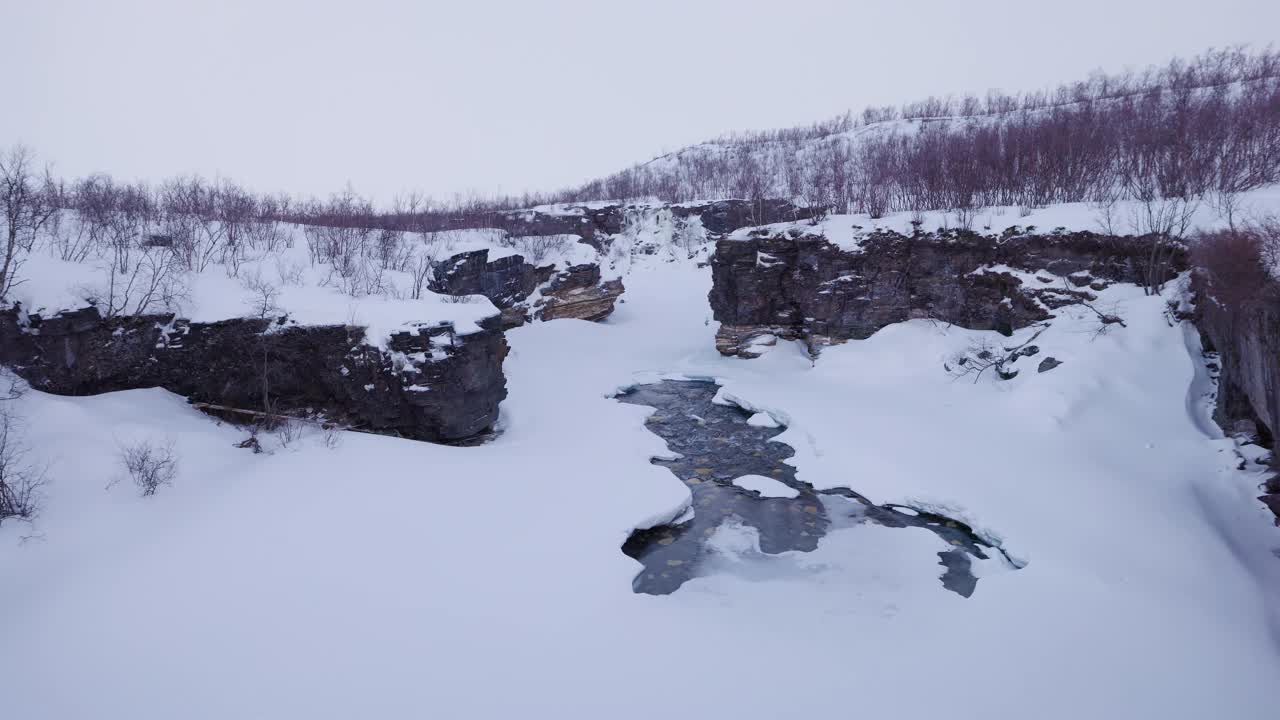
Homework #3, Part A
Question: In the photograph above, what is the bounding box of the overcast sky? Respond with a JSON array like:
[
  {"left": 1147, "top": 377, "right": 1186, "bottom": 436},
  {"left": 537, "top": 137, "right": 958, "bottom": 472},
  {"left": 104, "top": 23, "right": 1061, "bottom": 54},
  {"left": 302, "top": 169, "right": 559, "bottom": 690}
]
[{"left": 4, "top": 0, "right": 1278, "bottom": 203}]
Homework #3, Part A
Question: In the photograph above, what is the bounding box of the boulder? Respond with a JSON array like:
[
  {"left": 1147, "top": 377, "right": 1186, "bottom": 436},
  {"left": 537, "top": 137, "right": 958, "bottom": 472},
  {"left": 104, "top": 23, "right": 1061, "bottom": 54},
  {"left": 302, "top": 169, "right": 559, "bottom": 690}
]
[
  {"left": 1037, "top": 357, "right": 1062, "bottom": 373},
  {"left": 431, "top": 249, "right": 624, "bottom": 327},
  {"left": 537, "top": 264, "right": 625, "bottom": 322}
]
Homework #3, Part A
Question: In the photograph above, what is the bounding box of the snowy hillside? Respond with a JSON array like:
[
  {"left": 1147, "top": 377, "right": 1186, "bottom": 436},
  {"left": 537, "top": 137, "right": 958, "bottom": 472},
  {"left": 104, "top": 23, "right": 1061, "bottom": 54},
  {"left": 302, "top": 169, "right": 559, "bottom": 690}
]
[{"left": 559, "top": 48, "right": 1280, "bottom": 218}]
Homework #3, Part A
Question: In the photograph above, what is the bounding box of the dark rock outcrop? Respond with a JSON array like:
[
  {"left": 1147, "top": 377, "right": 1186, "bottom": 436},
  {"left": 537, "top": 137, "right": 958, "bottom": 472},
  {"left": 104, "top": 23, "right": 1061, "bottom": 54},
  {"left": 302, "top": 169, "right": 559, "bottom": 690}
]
[
  {"left": 430, "top": 250, "right": 624, "bottom": 327},
  {"left": 537, "top": 264, "right": 626, "bottom": 322},
  {"left": 445, "top": 207, "right": 625, "bottom": 251},
  {"left": 1037, "top": 357, "right": 1063, "bottom": 373},
  {"left": 670, "top": 199, "right": 820, "bottom": 235},
  {"left": 429, "top": 250, "right": 550, "bottom": 309},
  {"left": 0, "top": 305, "right": 507, "bottom": 443},
  {"left": 1192, "top": 278, "right": 1280, "bottom": 523},
  {"left": 1195, "top": 295, "right": 1280, "bottom": 448},
  {"left": 428, "top": 199, "right": 820, "bottom": 250},
  {"left": 710, "top": 227, "right": 1181, "bottom": 357}
]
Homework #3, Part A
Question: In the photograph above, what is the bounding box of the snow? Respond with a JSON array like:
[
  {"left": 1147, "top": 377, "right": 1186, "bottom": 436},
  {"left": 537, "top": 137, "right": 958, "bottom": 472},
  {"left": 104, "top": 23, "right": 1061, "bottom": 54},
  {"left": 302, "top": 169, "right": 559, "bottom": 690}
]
[
  {"left": 7, "top": 222, "right": 614, "bottom": 348},
  {"left": 731, "top": 474, "right": 799, "bottom": 498},
  {"left": 730, "top": 185, "right": 1280, "bottom": 252},
  {"left": 746, "top": 411, "right": 780, "bottom": 428},
  {"left": 2, "top": 213, "right": 1280, "bottom": 719}
]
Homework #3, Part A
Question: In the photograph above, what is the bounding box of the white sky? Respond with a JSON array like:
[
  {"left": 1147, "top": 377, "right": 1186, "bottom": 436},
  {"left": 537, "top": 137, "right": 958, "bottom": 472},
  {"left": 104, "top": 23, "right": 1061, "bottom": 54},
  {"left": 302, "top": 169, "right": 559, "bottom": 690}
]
[{"left": 5, "top": 0, "right": 1278, "bottom": 203}]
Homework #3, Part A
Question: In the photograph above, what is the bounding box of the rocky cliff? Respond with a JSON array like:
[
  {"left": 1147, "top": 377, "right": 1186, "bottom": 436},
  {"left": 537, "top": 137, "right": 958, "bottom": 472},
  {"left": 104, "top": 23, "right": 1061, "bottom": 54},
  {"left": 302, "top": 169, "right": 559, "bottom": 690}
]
[
  {"left": 710, "top": 226, "right": 1180, "bottom": 357},
  {"left": 430, "top": 250, "right": 624, "bottom": 327},
  {"left": 1193, "top": 283, "right": 1280, "bottom": 521},
  {"left": 0, "top": 305, "right": 508, "bottom": 443},
  {"left": 433, "top": 199, "right": 819, "bottom": 250}
]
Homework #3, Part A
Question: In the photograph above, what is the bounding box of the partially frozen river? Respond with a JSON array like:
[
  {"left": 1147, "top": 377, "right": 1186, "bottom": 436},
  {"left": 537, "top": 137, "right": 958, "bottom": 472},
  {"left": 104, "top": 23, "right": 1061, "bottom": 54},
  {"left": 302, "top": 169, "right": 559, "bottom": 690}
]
[{"left": 616, "top": 380, "right": 1013, "bottom": 597}]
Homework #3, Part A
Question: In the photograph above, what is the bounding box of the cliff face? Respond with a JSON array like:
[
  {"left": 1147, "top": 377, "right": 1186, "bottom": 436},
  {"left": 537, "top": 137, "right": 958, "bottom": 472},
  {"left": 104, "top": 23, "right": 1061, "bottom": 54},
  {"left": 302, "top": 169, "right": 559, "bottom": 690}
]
[
  {"left": 430, "top": 250, "right": 624, "bottom": 327},
  {"left": 426, "top": 200, "right": 823, "bottom": 327},
  {"left": 1193, "top": 285, "right": 1280, "bottom": 521},
  {"left": 709, "top": 227, "right": 1179, "bottom": 356},
  {"left": 0, "top": 305, "right": 508, "bottom": 443},
  {"left": 669, "top": 199, "right": 821, "bottom": 235},
  {"left": 432, "top": 199, "right": 820, "bottom": 250},
  {"left": 536, "top": 264, "right": 625, "bottom": 322}
]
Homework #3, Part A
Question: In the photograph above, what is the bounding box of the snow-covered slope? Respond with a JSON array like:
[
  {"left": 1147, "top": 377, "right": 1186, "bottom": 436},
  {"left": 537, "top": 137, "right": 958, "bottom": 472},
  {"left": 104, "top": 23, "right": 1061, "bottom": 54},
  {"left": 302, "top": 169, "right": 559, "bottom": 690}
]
[
  {"left": 8, "top": 221, "right": 614, "bottom": 347},
  {"left": 730, "top": 185, "right": 1280, "bottom": 251},
  {"left": 2, "top": 232, "right": 1278, "bottom": 718}
]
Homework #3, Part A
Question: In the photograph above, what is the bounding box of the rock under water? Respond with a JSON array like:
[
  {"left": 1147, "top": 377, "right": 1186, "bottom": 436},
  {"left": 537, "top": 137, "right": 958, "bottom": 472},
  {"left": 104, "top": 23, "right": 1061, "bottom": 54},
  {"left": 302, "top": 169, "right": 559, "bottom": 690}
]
[{"left": 616, "top": 380, "right": 1016, "bottom": 597}]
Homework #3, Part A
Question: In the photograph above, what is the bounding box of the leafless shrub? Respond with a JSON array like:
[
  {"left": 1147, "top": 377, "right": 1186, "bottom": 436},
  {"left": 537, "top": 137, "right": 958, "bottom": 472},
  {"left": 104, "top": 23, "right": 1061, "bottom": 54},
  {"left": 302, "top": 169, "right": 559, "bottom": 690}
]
[
  {"left": 1191, "top": 228, "right": 1273, "bottom": 316},
  {"left": 945, "top": 338, "right": 1015, "bottom": 383},
  {"left": 409, "top": 231, "right": 450, "bottom": 300},
  {"left": 159, "top": 176, "right": 225, "bottom": 273},
  {"left": 46, "top": 207, "right": 96, "bottom": 262},
  {"left": 300, "top": 190, "right": 395, "bottom": 297},
  {"left": 1255, "top": 216, "right": 1280, "bottom": 272},
  {"left": 954, "top": 205, "right": 982, "bottom": 231},
  {"left": 274, "top": 417, "right": 302, "bottom": 448},
  {"left": 508, "top": 234, "right": 570, "bottom": 265},
  {"left": 0, "top": 401, "right": 46, "bottom": 524},
  {"left": 321, "top": 424, "right": 342, "bottom": 450},
  {"left": 1081, "top": 301, "right": 1128, "bottom": 338},
  {"left": 81, "top": 243, "right": 188, "bottom": 318},
  {"left": 274, "top": 257, "right": 305, "bottom": 287},
  {"left": 1091, "top": 194, "right": 1122, "bottom": 235},
  {"left": 374, "top": 229, "right": 411, "bottom": 272},
  {"left": 236, "top": 427, "right": 263, "bottom": 454},
  {"left": 945, "top": 328, "right": 1048, "bottom": 382},
  {"left": 242, "top": 270, "right": 282, "bottom": 319},
  {"left": 116, "top": 438, "right": 178, "bottom": 497}
]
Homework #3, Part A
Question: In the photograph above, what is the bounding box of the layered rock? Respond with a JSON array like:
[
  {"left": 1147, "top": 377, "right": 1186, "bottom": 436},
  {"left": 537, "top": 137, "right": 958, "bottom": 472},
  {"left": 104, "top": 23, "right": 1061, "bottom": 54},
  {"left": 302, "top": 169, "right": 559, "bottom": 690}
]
[
  {"left": 671, "top": 199, "right": 820, "bottom": 235},
  {"left": 430, "top": 250, "right": 624, "bottom": 327},
  {"left": 1192, "top": 282, "right": 1280, "bottom": 522},
  {"left": 537, "top": 264, "right": 626, "bottom": 322},
  {"left": 710, "top": 227, "right": 1180, "bottom": 357},
  {"left": 0, "top": 305, "right": 507, "bottom": 443}
]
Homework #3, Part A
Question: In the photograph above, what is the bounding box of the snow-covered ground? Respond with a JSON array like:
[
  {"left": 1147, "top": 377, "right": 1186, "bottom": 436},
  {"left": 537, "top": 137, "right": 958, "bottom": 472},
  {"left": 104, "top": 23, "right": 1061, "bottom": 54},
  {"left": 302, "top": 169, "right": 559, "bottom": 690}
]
[
  {"left": 731, "top": 185, "right": 1280, "bottom": 252},
  {"left": 2, "top": 230, "right": 1280, "bottom": 718},
  {"left": 7, "top": 222, "right": 608, "bottom": 347}
]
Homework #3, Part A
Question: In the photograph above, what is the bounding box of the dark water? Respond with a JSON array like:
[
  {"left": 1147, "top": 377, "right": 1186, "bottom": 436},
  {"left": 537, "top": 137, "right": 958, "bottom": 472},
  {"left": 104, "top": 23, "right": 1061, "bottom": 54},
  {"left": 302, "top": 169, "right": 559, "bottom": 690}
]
[{"left": 616, "top": 380, "right": 1016, "bottom": 597}]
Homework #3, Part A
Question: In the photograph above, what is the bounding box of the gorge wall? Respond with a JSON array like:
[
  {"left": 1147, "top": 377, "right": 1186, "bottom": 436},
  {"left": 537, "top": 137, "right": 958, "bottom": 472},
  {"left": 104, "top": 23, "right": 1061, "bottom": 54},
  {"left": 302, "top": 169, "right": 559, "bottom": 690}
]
[
  {"left": 710, "top": 226, "right": 1180, "bottom": 357},
  {"left": 459, "top": 199, "right": 821, "bottom": 249},
  {"left": 0, "top": 305, "right": 508, "bottom": 443},
  {"left": 1194, "top": 287, "right": 1280, "bottom": 520}
]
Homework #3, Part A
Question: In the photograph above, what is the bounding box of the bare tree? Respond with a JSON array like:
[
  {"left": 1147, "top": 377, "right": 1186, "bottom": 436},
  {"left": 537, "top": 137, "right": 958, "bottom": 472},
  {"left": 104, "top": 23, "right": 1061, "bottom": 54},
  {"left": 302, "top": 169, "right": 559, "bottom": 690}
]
[
  {"left": 242, "top": 270, "right": 282, "bottom": 319},
  {"left": 0, "top": 146, "right": 58, "bottom": 301},
  {"left": 410, "top": 230, "right": 449, "bottom": 299}
]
